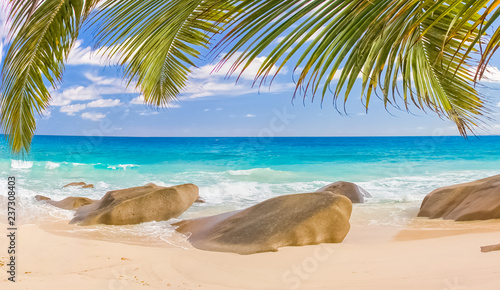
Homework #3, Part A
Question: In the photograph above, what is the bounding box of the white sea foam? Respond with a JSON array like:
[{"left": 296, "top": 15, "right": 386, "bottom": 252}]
[
  {"left": 107, "top": 164, "right": 139, "bottom": 170},
  {"left": 227, "top": 168, "right": 266, "bottom": 175},
  {"left": 196, "top": 180, "right": 329, "bottom": 209},
  {"left": 357, "top": 170, "right": 499, "bottom": 203},
  {"left": 227, "top": 167, "right": 292, "bottom": 177},
  {"left": 95, "top": 181, "right": 111, "bottom": 189},
  {"left": 225, "top": 168, "right": 300, "bottom": 183},
  {"left": 10, "top": 160, "right": 33, "bottom": 169},
  {"left": 71, "top": 162, "right": 86, "bottom": 166},
  {"left": 45, "top": 161, "right": 61, "bottom": 169}
]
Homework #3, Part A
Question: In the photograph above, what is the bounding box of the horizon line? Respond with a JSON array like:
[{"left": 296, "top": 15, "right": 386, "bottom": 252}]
[{"left": 11, "top": 134, "right": 500, "bottom": 138}]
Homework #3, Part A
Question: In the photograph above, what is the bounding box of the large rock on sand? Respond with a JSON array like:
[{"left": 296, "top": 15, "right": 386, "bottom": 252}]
[
  {"left": 35, "top": 195, "right": 95, "bottom": 210},
  {"left": 174, "top": 191, "right": 352, "bottom": 254},
  {"left": 316, "top": 181, "right": 371, "bottom": 203},
  {"left": 418, "top": 175, "right": 500, "bottom": 221},
  {"left": 70, "top": 183, "right": 199, "bottom": 226}
]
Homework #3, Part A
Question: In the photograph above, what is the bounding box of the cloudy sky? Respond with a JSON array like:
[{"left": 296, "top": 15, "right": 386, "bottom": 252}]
[{"left": 1, "top": 3, "right": 500, "bottom": 138}]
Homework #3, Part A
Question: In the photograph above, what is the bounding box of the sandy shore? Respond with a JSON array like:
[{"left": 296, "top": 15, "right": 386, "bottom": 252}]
[{"left": 1, "top": 217, "right": 500, "bottom": 290}]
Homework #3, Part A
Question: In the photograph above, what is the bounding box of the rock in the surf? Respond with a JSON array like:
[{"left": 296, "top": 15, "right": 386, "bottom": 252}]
[
  {"left": 63, "top": 182, "right": 94, "bottom": 189},
  {"left": 70, "top": 183, "right": 199, "bottom": 225},
  {"left": 35, "top": 195, "right": 95, "bottom": 210},
  {"left": 418, "top": 174, "right": 500, "bottom": 221},
  {"left": 316, "top": 181, "right": 371, "bottom": 203},
  {"left": 174, "top": 191, "right": 352, "bottom": 254}
]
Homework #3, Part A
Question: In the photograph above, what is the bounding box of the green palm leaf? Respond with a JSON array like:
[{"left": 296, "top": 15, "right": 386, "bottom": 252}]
[
  {"left": 93, "top": 0, "right": 233, "bottom": 107},
  {"left": 1, "top": 0, "right": 98, "bottom": 154},
  {"left": 1, "top": 0, "right": 232, "bottom": 154},
  {"left": 216, "top": 0, "right": 487, "bottom": 135}
]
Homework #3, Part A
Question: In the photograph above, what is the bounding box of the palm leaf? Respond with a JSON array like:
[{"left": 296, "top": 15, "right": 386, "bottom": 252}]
[
  {"left": 1, "top": 0, "right": 98, "bottom": 154},
  {"left": 1, "top": 0, "right": 233, "bottom": 154},
  {"left": 471, "top": 1, "right": 500, "bottom": 81},
  {"left": 215, "top": 0, "right": 488, "bottom": 135},
  {"left": 93, "top": 0, "right": 233, "bottom": 107}
]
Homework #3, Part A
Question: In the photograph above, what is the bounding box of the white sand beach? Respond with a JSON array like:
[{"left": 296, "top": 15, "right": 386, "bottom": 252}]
[{"left": 2, "top": 214, "right": 500, "bottom": 290}]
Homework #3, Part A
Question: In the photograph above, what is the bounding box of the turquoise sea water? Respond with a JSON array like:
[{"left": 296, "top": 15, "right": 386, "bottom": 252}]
[{"left": 1, "top": 136, "right": 500, "bottom": 242}]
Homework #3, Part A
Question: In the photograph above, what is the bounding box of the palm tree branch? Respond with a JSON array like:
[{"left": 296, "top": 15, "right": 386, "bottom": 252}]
[
  {"left": 215, "top": 0, "right": 487, "bottom": 134},
  {"left": 93, "top": 0, "right": 233, "bottom": 107},
  {"left": 1, "top": 0, "right": 98, "bottom": 154}
]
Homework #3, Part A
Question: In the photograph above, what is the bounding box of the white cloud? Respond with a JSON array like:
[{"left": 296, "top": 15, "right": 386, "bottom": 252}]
[
  {"left": 84, "top": 71, "right": 117, "bottom": 85},
  {"left": 275, "top": 26, "right": 325, "bottom": 44},
  {"left": 87, "top": 99, "right": 122, "bottom": 107},
  {"left": 83, "top": 71, "right": 137, "bottom": 94},
  {"left": 0, "top": 3, "right": 10, "bottom": 36},
  {"left": 303, "top": 1, "right": 331, "bottom": 15},
  {"left": 275, "top": 36, "right": 286, "bottom": 43},
  {"left": 40, "top": 109, "right": 52, "bottom": 120},
  {"left": 330, "top": 68, "right": 364, "bottom": 81},
  {"left": 81, "top": 112, "right": 106, "bottom": 121},
  {"left": 167, "top": 103, "right": 181, "bottom": 108},
  {"left": 50, "top": 94, "right": 72, "bottom": 106},
  {"left": 139, "top": 111, "right": 159, "bottom": 116},
  {"left": 0, "top": 2, "right": 11, "bottom": 60},
  {"left": 331, "top": 69, "right": 343, "bottom": 80},
  {"left": 292, "top": 67, "right": 360, "bottom": 82},
  {"left": 67, "top": 40, "right": 120, "bottom": 66},
  {"left": 130, "top": 95, "right": 145, "bottom": 104},
  {"left": 94, "top": 1, "right": 119, "bottom": 10},
  {"left": 480, "top": 66, "right": 500, "bottom": 83},
  {"left": 60, "top": 104, "right": 87, "bottom": 116},
  {"left": 245, "top": 114, "right": 256, "bottom": 118},
  {"left": 50, "top": 71, "right": 137, "bottom": 107},
  {"left": 53, "top": 86, "right": 100, "bottom": 103},
  {"left": 130, "top": 95, "right": 180, "bottom": 108},
  {"left": 308, "top": 26, "right": 325, "bottom": 41},
  {"left": 183, "top": 81, "right": 295, "bottom": 99},
  {"left": 190, "top": 52, "right": 284, "bottom": 81},
  {"left": 203, "top": 108, "right": 222, "bottom": 112}
]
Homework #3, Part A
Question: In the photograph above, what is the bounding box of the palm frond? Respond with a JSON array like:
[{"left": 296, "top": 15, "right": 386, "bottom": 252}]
[
  {"left": 471, "top": 1, "right": 500, "bottom": 81},
  {"left": 93, "top": 0, "right": 233, "bottom": 107},
  {"left": 215, "top": 0, "right": 487, "bottom": 135},
  {"left": 1, "top": 0, "right": 98, "bottom": 154}
]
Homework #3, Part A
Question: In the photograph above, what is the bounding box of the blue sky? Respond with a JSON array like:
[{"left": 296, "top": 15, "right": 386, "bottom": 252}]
[{"left": 2, "top": 3, "right": 500, "bottom": 138}]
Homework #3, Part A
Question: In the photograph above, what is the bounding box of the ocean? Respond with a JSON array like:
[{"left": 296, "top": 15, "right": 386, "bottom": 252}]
[{"left": 1, "top": 135, "right": 500, "bottom": 245}]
